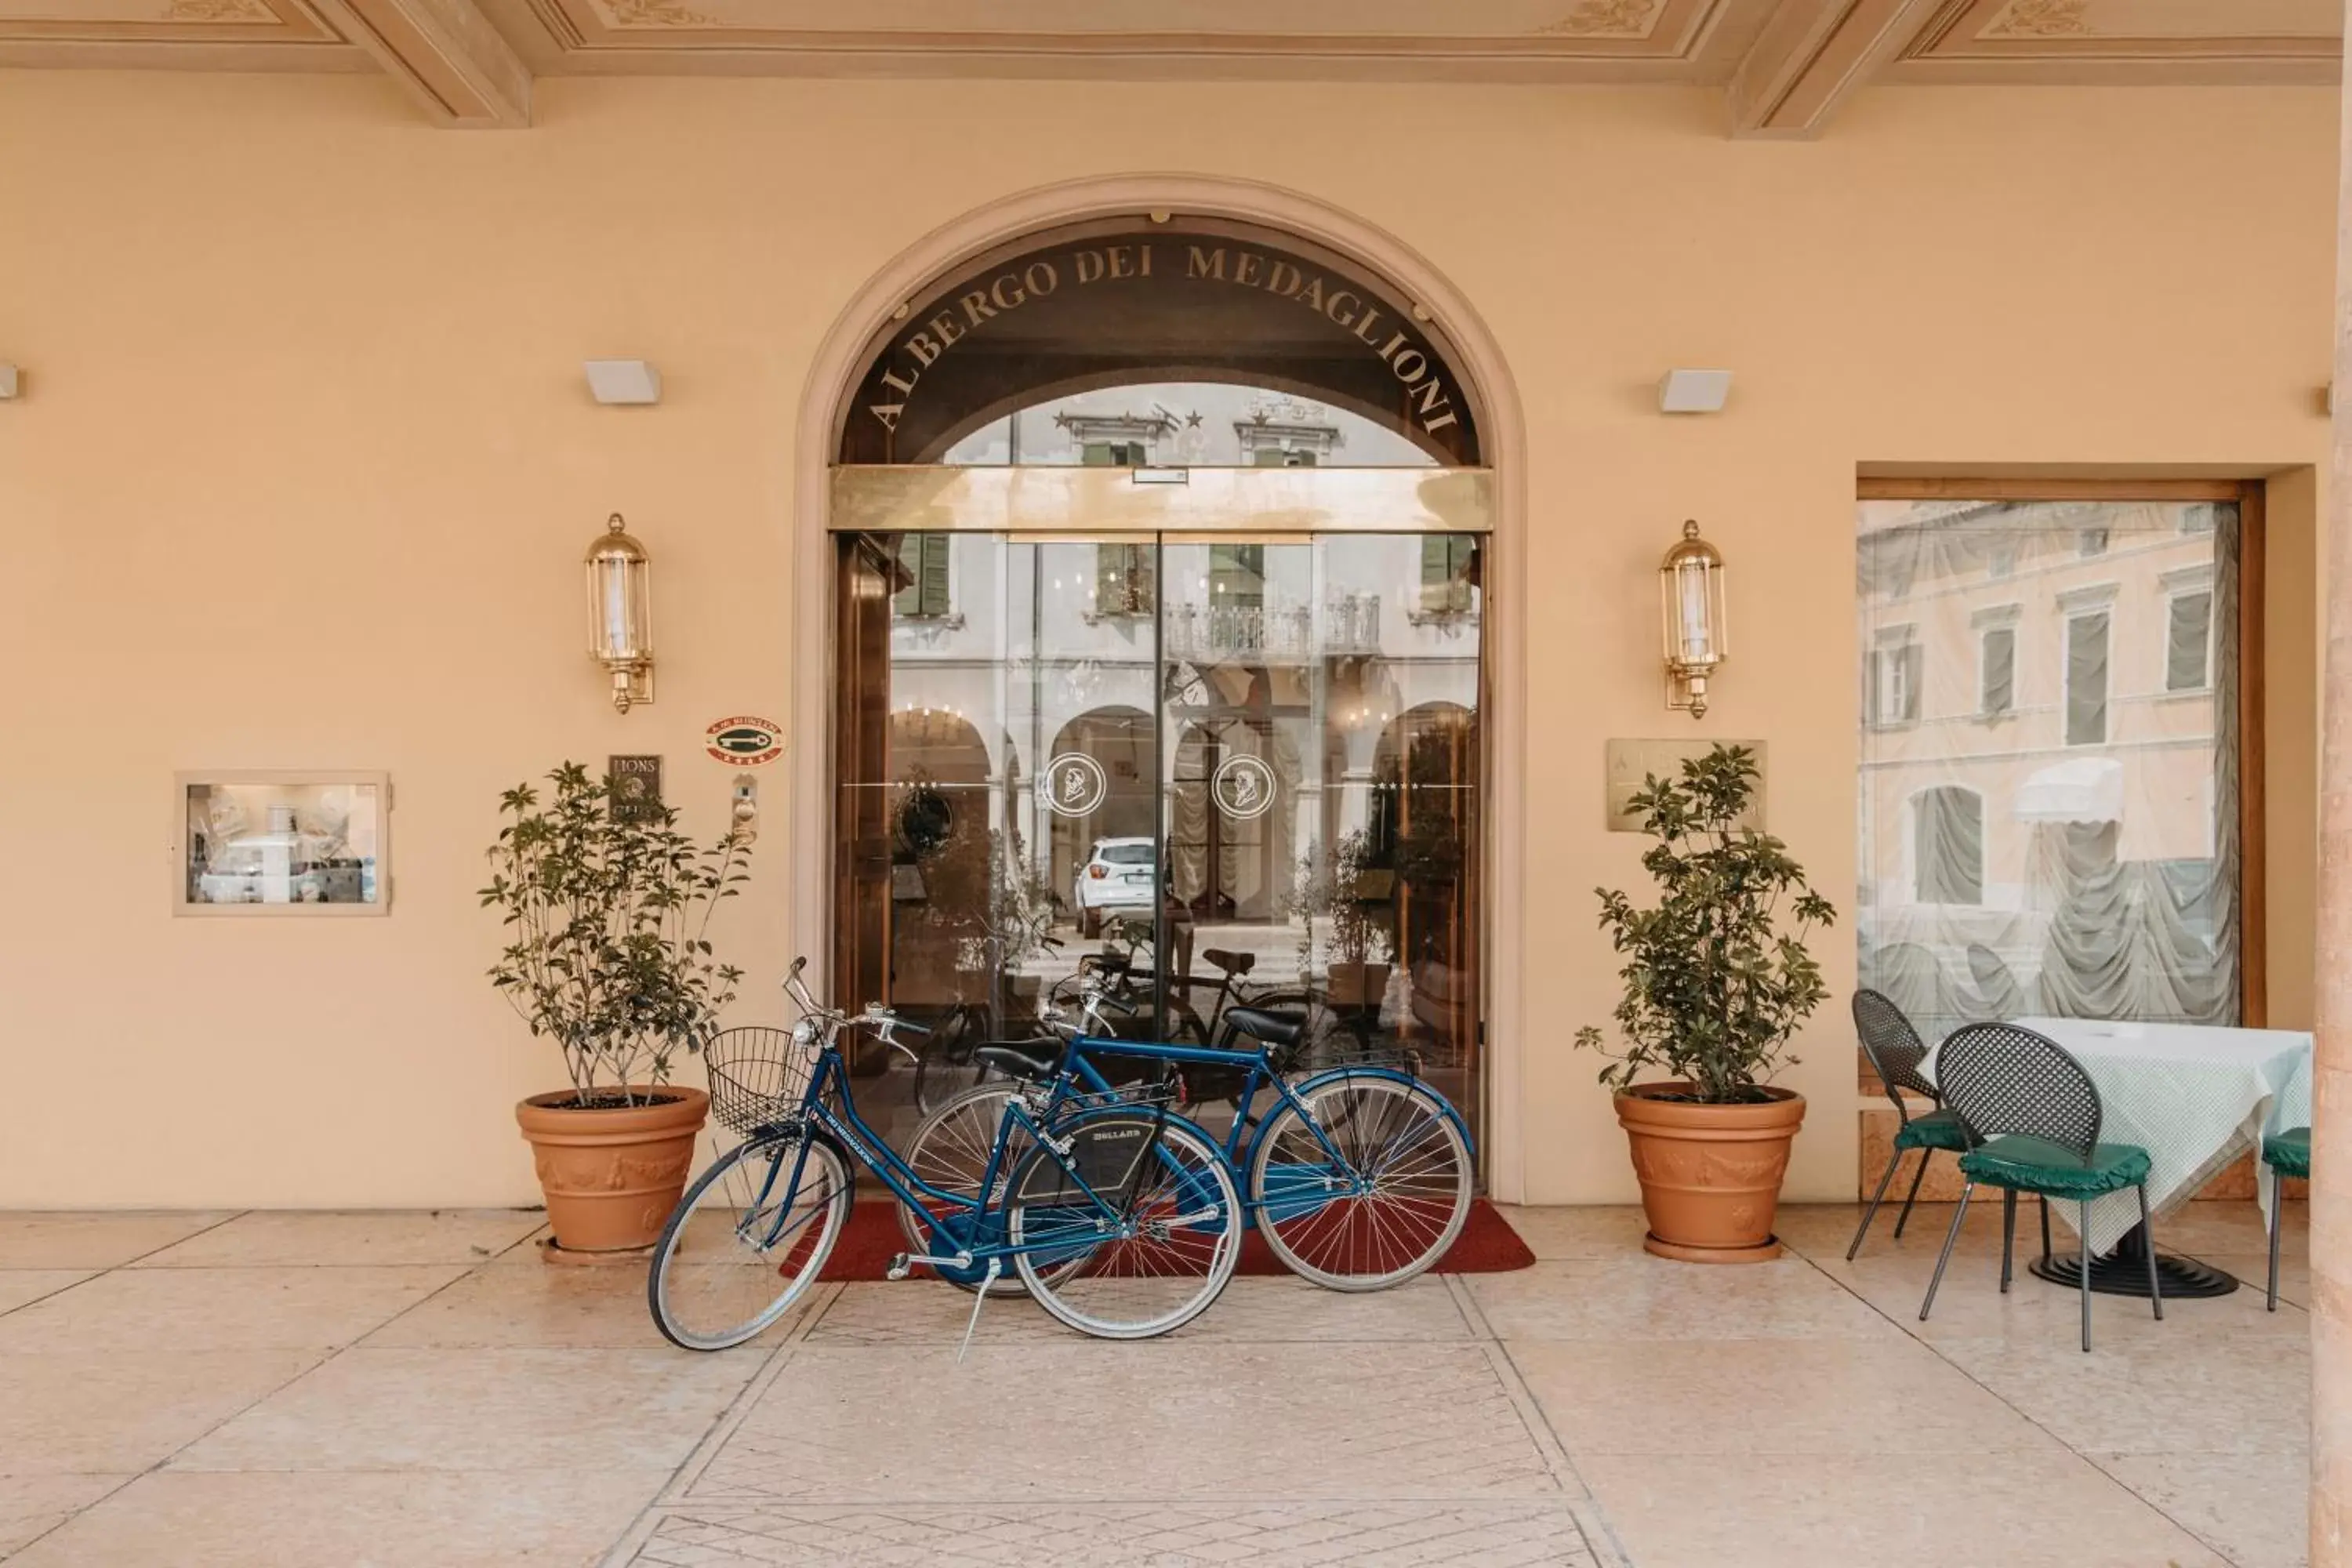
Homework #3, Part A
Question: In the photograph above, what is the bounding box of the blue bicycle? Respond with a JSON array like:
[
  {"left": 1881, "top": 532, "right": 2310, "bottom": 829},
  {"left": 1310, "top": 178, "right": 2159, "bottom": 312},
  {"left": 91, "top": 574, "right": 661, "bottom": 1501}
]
[
  {"left": 646, "top": 959, "right": 1243, "bottom": 1349},
  {"left": 900, "top": 972, "right": 1475, "bottom": 1294}
]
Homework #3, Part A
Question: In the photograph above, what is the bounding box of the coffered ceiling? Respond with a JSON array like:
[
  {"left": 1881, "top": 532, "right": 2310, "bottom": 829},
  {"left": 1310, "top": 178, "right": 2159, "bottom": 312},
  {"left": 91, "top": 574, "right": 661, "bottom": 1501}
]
[{"left": 0, "top": 0, "right": 2336, "bottom": 132}]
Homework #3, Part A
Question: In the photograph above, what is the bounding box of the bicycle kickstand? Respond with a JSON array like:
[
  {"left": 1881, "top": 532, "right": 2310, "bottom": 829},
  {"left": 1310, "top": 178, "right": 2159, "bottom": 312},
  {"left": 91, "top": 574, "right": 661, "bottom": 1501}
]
[{"left": 956, "top": 1258, "right": 1000, "bottom": 1365}]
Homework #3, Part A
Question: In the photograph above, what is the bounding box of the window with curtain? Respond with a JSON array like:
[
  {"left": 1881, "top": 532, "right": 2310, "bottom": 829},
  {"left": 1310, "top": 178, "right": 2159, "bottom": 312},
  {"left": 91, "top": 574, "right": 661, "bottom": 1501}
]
[
  {"left": 1420, "top": 535, "right": 1476, "bottom": 615},
  {"left": 1979, "top": 624, "right": 2016, "bottom": 718},
  {"left": 891, "top": 532, "right": 952, "bottom": 619},
  {"left": 1857, "top": 494, "right": 2241, "bottom": 1045},
  {"left": 2065, "top": 611, "right": 2111, "bottom": 746},
  {"left": 2168, "top": 590, "right": 2214, "bottom": 691}
]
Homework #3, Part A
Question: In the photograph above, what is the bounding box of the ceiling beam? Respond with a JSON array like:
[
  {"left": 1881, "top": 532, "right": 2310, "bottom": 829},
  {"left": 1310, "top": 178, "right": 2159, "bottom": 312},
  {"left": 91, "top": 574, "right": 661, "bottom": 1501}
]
[
  {"left": 1728, "top": 0, "right": 1947, "bottom": 139},
  {"left": 309, "top": 0, "right": 530, "bottom": 127}
]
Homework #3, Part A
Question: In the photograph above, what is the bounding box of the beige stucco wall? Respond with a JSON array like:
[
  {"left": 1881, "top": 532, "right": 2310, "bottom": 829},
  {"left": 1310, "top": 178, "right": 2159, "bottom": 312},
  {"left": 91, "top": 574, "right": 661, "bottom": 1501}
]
[{"left": 0, "top": 71, "right": 2329, "bottom": 1207}]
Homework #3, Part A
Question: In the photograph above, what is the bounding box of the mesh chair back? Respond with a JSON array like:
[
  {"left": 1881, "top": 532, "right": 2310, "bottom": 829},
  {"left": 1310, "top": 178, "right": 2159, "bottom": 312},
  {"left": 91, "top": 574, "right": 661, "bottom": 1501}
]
[
  {"left": 1933, "top": 1021, "right": 2103, "bottom": 1161},
  {"left": 1853, "top": 989, "right": 1938, "bottom": 1112}
]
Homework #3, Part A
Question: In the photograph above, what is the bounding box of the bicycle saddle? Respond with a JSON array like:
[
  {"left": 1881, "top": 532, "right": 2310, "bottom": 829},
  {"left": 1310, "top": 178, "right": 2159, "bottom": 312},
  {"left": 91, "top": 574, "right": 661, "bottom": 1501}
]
[
  {"left": 973, "top": 1041, "right": 1057, "bottom": 1082},
  {"left": 1225, "top": 1007, "right": 1305, "bottom": 1048},
  {"left": 1202, "top": 947, "right": 1256, "bottom": 977}
]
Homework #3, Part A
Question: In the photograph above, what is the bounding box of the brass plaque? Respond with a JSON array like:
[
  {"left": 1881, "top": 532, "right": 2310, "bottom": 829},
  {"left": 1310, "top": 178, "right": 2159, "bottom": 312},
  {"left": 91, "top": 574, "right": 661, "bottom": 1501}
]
[
  {"left": 1605, "top": 739, "right": 1766, "bottom": 833},
  {"left": 607, "top": 755, "right": 665, "bottom": 824}
]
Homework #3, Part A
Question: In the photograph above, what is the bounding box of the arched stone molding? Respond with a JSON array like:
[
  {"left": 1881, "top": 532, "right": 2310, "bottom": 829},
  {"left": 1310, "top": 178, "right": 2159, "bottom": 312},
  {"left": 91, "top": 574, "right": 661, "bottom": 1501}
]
[{"left": 790, "top": 172, "right": 1530, "bottom": 1200}]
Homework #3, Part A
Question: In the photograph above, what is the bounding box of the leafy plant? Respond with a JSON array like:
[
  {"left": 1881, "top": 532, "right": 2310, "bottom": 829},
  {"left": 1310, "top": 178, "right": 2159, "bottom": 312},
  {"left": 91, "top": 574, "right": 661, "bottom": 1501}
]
[
  {"left": 1574, "top": 745, "right": 1835, "bottom": 1104},
  {"left": 1288, "top": 829, "right": 1393, "bottom": 974},
  {"left": 480, "top": 761, "right": 750, "bottom": 1107}
]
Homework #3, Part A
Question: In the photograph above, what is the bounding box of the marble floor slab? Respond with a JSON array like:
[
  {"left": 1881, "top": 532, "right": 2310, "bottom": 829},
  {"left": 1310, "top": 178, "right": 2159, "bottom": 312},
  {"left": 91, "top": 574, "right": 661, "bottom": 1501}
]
[{"left": 0, "top": 1201, "right": 2308, "bottom": 1567}]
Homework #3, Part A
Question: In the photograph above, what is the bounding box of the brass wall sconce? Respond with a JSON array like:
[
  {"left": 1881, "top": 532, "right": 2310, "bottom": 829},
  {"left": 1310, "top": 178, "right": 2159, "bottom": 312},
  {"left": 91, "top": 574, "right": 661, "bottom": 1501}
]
[
  {"left": 1661, "top": 518, "right": 1726, "bottom": 718},
  {"left": 586, "top": 513, "right": 654, "bottom": 713}
]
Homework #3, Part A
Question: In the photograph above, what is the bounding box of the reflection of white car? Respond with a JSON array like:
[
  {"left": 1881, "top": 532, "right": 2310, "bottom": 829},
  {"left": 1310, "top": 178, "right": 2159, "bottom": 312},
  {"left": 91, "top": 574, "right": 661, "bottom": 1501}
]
[{"left": 1074, "top": 837, "right": 1156, "bottom": 938}]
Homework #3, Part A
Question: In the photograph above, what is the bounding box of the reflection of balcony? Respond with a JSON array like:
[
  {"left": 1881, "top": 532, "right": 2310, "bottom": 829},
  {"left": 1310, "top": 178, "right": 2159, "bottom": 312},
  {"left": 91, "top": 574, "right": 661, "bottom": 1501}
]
[{"left": 1163, "top": 594, "right": 1381, "bottom": 662}]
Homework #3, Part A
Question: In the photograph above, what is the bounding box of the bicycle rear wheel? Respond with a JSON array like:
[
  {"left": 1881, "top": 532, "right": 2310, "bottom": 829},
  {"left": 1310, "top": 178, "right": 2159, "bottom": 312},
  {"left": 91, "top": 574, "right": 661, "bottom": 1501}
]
[
  {"left": 1250, "top": 1076, "right": 1471, "bottom": 1291},
  {"left": 647, "top": 1131, "right": 851, "bottom": 1351},
  {"left": 1007, "top": 1112, "right": 1241, "bottom": 1339}
]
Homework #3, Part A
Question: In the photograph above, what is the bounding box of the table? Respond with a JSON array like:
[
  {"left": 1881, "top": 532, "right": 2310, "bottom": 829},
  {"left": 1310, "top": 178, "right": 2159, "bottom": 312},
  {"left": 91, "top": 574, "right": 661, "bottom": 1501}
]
[{"left": 1929, "top": 1017, "right": 2311, "bottom": 1299}]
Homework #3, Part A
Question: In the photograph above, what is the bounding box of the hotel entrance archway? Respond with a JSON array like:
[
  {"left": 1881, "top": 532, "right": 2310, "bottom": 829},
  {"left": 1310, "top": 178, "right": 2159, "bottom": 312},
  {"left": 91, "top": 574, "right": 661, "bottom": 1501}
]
[{"left": 797, "top": 191, "right": 1520, "bottom": 1184}]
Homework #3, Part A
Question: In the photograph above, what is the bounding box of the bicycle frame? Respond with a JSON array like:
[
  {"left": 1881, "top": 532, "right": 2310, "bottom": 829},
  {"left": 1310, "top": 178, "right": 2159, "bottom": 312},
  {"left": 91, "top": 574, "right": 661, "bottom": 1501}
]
[
  {"left": 1025, "top": 1028, "right": 1472, "bottom": 1218},
  {"left": 739, "top": 1030, "right": 1225, "bottom": 1284}
]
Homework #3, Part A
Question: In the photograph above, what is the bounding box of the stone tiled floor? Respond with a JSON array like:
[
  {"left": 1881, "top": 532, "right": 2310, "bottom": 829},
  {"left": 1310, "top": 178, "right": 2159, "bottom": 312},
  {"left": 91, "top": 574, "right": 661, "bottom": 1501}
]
[{"left": 0, "top": 1200, "right": 2307, "bottom": 1566}]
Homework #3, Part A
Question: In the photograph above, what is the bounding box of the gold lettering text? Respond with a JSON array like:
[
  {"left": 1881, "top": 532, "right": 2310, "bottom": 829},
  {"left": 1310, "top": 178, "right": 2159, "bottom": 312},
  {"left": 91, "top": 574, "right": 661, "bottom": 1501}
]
[
  {"left": 880, "top": 368, "right": 919, "bottom": 398},
  {"left": 1139, "top": 245, "right": 1152, "bottom": 276},
  {"left": 1266, "top": 260, "right": 1303, "bottom": 297},
  {"left": 869, "top": 402, "right": 903, "bottom": 431},
  {"left": 1389, "top": 347, "right": 1427, "bottom": 383},
  {"left": 1234, "top": 252, "right": 1264, "bottom": 288},
  {"left": 1187, "top": 246, "right": 1228, "bottom": 281},
  {"left": 959, "top": 289, "right": 998, "bottom": 328},
  {"left": 1326, "top": 290, "right": 1360, "bottom": 329},
  {"left": 1350, "top": 307, "right": 1384, "bottom": 347},
  {"left": 905, "top": 329, "right": 946, "bottom": 368},
  {"left": 1298, "top": 277, "right": 1327, "bottom": 314},
  {"left": 1410, "top": 376, "right": 1450, "bottom": 419},
  {"left": 1106, "top": 245, "right": 1135, "bottom": 280},
  {"left": 1376, "top": 331, "right": 1410, "bottom": 364},
  {"left": 1074, "top": 249, "right": 1105, "bottom": 285},
  {"left": 989, "top": 274, "right": 1026, "bottom": 312},
  {"left": 927, "top": 312, "right": 964, "bottom": 350},
  {"left": 1421, "top": 408, "right": 1460, "bottom": 434},
  {"left": 1024, "top": 260, "right": 1060, "bottom": 296}
]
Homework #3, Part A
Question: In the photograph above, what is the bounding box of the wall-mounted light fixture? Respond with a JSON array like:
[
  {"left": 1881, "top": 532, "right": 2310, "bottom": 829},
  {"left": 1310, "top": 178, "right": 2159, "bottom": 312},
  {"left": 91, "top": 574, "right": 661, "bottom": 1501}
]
[
  {"left": 586, "top": 513, "right": 654, "bottom": 713},
  {"left": 1658, "top": 368, "right": 1732, "bottom": 414},
  {"left": 1661, "top": 519, "right": 1727, "bottom": 718},
  {"left": 584, "top": 359, "right": 661, "bottom": 405},
  {"left": 0, "top": 365, "right": 20, "bottom": 400}
]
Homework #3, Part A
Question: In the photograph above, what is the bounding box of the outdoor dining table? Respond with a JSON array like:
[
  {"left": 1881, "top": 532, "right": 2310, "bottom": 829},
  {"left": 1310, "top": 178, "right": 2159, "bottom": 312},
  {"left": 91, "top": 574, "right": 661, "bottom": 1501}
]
[{"left": 1924, "top": 1015, "right": 2311, "bottom": 1299}]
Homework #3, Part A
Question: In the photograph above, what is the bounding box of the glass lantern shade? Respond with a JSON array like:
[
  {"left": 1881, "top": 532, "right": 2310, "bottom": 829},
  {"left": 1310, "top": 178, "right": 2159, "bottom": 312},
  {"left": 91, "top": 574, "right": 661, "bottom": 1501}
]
[
  {"left": 585, "top": 514, "right": 654, "bottom": 711},
  {"left": 1658, "top": 519, "right": 1726, "bottom": 717}
]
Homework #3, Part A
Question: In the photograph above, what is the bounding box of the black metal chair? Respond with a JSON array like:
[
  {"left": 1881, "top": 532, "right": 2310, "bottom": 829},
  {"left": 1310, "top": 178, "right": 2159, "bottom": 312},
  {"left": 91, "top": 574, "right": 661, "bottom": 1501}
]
[
  {"left": 1847, "top": 989, "right": 1969, "bottom": 1260},
  {"left": 1919, "top": 1021, "right": 2160, "bottom": 1352},
  {"left": 2263, "top": 1127, "right": 2310, "bottom": 1312}
]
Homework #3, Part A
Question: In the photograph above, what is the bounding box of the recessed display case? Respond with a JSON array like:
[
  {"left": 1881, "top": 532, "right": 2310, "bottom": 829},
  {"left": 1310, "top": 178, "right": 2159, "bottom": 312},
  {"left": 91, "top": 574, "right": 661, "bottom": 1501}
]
[{"left": 173, "top": 771, "right": 390, "bottom": 916}]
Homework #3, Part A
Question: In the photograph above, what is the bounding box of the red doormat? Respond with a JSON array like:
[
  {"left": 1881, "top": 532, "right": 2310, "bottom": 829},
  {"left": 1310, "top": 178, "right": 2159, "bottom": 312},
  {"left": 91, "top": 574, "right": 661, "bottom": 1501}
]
[{"left": 819, "top": 1197, "right": 1533, "bottom": 1282}]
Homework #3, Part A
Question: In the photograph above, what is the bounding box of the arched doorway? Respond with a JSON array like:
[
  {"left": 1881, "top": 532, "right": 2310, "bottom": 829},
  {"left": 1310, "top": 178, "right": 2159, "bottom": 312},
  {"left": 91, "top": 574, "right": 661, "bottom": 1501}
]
[{"left": 795, "top": 179, "right": 1523, "bottom": 1189}]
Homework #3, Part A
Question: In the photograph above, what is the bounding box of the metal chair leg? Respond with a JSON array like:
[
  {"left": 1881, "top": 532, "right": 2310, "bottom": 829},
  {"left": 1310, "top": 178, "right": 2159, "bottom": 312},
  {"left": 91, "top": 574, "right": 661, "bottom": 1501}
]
[
  {"left": 1849, "top": 1146, "right": 1904, "bottom": 1261},
  {"left": 2136, "top": 1184, "right": 2162, "bottom": 1322},
  {"left": 2268, "top": 1163, "right": 2284, "bottom": 1313},
  {"left": 2078, "top": 1200, "right": 2095, "bottom": 1352},
  {"left": 1893, "top": 1150, "right": 1933, "bottom": 1240},
  {"left": 2000, "top": 1189, "right": 2017, "bottom": 1294},
  {"left": 2039, "top": 1196, "right": 2052, "bottom": 1262},
  {"left": 1919, "top": 1181, "right": 1974, "bottom": 1323}
]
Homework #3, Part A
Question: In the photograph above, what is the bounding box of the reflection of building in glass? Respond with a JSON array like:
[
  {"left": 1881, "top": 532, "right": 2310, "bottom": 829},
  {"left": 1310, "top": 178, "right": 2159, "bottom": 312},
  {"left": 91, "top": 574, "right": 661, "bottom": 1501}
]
[{"left": 1856, "top": 499, "right": 2238, "bottom": 1044}]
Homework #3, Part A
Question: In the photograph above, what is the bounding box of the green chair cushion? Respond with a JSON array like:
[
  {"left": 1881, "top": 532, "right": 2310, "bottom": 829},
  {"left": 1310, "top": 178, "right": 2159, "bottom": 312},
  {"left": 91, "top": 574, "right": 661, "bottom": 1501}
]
[
  {"left": 1894, "top": 1107, "right": 1969, "bottom": 1153},
  {"left": 1958, "top": 1134, "right": 2151, "bottom": 1197},
  {"left": 2264, "top": 1127, "right": 2310, "bottom": 1180}
]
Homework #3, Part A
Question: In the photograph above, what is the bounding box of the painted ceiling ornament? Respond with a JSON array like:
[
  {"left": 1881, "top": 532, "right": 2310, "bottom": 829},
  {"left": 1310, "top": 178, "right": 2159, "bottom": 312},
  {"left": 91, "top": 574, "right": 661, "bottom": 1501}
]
[
  {"left": 1537, "top": 0, "right": 1660, "bottom": 38},
  {"left": 603, "top": 0, "right": 718, "bottom": 27},
  {"left": 162, "top": 0, "right": 274, "bottom": 20},
  {"left": 1987, "top": 0, "right": 2092, "bottom": 37}
]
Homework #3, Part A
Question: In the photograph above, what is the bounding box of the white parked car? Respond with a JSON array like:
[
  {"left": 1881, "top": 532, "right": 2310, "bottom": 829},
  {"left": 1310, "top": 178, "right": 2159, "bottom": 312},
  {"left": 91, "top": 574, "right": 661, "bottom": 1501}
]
[{"left": 1073, "top": 836, "right": 1157, "bottom": 937}]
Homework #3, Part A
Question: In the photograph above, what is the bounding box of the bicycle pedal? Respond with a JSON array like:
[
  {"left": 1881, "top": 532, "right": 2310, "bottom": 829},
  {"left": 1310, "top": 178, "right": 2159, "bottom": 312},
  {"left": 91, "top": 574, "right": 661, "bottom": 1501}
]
[{"left": 885, "top": 1252, "right": 913, "bottom": 1283}]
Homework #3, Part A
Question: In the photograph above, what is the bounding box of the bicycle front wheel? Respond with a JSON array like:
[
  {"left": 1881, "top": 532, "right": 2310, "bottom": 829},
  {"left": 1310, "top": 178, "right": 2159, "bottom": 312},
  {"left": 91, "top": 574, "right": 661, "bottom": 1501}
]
[
  {"left": 1007, "top": 1112, "right": 1241, "bottom": 1340},
  {"left": 1250, "top": 1076, "right": 1472, "bottom": 1291},
  {"left": 647, "top": 1131, "right": 852, "bottom": 1351}
]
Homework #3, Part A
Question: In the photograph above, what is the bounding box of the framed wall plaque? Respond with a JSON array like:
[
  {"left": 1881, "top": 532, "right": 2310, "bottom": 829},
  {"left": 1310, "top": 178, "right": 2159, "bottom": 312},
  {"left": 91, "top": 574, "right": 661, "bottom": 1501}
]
[
  {"left": 608, "top": 754, "right": 665, "bottom": 823},
  {"left": 173, "top": 771, "right": 390, "bottom": 916}
]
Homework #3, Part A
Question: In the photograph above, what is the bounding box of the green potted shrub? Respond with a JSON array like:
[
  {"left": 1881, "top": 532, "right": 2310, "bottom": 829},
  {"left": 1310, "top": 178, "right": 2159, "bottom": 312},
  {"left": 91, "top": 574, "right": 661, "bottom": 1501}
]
[
  {"left": 481, "top": 762, "right": 749, "bottom": 1254},
  {"left": 1575, "top": 745, "right": 1835, "bottom": 1263}
]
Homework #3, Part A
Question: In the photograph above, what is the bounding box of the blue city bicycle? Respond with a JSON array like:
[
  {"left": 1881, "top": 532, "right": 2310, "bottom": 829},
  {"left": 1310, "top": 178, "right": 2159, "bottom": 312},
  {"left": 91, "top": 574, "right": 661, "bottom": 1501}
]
[
  {"left": 899, "top": 972, "right": 1475, "bottom": 1294},
  {"left": 646, "top": 959, "right": 1243, "bottom": 1350}
]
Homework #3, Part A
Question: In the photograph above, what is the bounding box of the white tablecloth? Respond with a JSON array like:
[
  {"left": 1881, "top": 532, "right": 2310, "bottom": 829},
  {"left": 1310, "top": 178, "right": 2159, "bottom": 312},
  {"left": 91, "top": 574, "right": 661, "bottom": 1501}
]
[{"left": 1923, "top": 1017, "right": 2311, "bottom": 1257}]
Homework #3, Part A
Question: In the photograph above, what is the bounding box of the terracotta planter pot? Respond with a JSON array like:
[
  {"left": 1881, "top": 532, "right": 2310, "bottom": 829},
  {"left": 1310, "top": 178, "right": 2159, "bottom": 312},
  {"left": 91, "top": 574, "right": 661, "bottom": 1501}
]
[
  {"left": 1614, "top": 1082, "right": 1806, "bottom": 1264},
  {"left": 514, "top": 1086, "right": 709, "bottom": 1254},
  {"left": 1327, "top": 962, "right": 1392, "bottom": 1009}
]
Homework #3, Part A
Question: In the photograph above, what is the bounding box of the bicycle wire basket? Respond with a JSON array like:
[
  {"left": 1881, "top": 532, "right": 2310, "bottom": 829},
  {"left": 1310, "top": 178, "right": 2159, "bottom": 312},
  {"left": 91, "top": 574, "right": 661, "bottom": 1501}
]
[{"left": 703, "top": 1025, "right": 819, "bottom": 1140}]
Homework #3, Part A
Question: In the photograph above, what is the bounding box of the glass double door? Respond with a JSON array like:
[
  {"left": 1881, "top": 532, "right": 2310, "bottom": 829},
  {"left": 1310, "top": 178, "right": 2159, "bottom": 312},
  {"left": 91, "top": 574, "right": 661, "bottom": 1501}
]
[{"left": 834, "top": 531, "right": 1484, "bottom": 1161}]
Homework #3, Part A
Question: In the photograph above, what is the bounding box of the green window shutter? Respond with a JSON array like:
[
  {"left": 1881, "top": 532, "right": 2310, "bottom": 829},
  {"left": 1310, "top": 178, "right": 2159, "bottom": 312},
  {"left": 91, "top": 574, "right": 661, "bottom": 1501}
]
[{"left": 918, "top": 533, "right": 949, "bottom": 616}]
